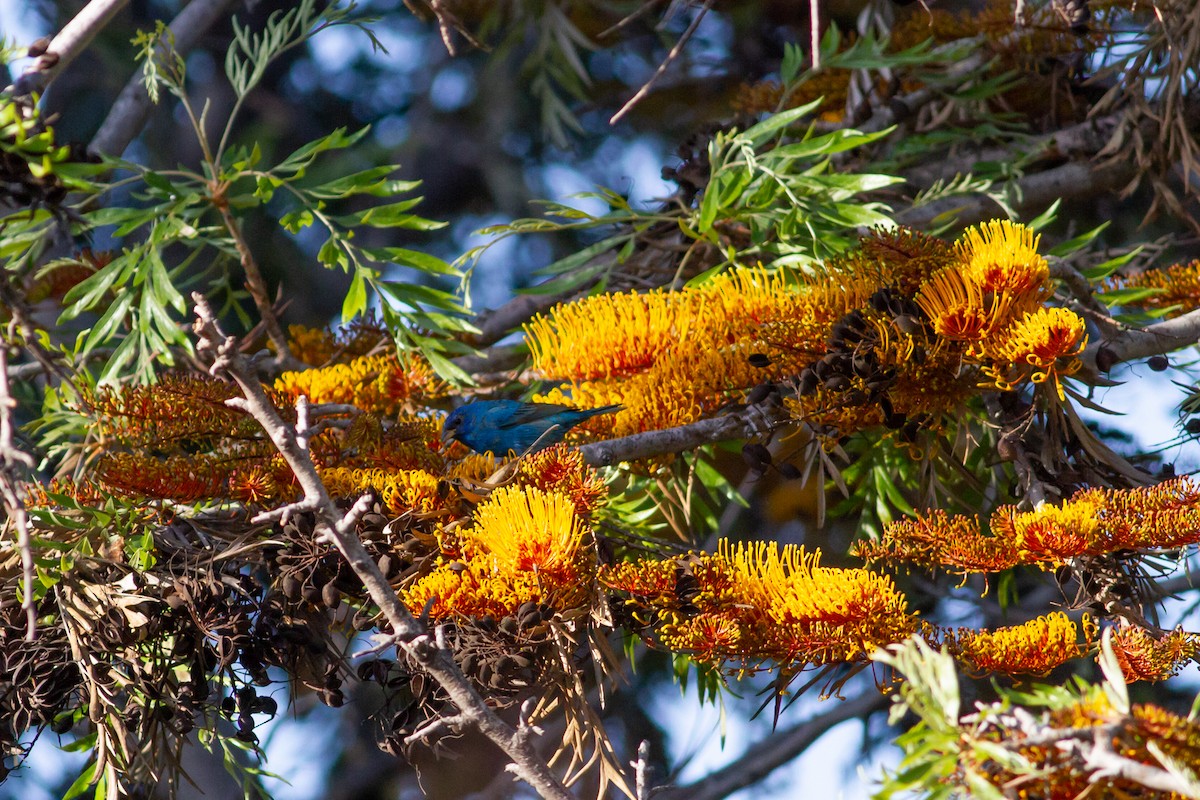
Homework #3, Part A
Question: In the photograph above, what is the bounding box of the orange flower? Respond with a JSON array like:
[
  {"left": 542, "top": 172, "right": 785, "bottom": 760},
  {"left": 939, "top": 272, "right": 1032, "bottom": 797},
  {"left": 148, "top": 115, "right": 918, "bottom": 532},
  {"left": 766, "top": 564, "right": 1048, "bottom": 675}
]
[{"left": 951, "top": 612, "right": 1094, "bottom": 675}]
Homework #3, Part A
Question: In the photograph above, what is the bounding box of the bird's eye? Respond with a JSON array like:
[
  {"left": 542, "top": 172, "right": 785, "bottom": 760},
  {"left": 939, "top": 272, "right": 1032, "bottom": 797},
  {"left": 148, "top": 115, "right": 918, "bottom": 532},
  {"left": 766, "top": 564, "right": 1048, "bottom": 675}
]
[{"left": 447, "top": 417, "right": 460, "bottom": 428}]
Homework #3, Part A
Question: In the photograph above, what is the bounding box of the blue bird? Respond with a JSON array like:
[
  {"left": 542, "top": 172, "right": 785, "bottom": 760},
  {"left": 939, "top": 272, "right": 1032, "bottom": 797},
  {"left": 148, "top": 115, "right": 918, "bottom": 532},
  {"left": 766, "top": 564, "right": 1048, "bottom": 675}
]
[{"left": 440, "top": 399, "right": 622, "bottom": 455}]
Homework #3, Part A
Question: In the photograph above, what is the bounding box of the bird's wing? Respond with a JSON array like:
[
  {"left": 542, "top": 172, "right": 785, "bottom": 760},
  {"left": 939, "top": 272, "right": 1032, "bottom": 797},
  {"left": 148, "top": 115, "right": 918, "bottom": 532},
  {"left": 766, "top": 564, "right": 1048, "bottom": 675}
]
[{"left": 495, "top": 401, "right": 577, "bottom": 428}]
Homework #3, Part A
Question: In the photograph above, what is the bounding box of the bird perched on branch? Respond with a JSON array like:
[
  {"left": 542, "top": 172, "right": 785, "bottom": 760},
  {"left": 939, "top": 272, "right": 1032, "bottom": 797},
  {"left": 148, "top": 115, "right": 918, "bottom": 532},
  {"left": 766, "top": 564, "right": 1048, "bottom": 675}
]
[{"left": 440, "top": 399, "right": 622, "bottom": 456}]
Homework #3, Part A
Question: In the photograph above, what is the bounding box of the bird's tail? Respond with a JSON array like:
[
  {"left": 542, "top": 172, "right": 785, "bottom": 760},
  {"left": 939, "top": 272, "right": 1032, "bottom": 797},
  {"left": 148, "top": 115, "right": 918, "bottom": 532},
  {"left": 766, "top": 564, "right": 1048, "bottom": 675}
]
[{"left": 584, "top": 404, "right": 623, "bottom": 418}]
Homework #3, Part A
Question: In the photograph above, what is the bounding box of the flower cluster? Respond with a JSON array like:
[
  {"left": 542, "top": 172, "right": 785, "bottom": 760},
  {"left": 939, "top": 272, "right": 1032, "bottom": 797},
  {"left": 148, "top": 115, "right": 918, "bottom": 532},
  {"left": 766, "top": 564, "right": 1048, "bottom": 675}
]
[
  {"left": 527, "top": 267, "right": 826, "bottom": 436},
  {"left": 856, "top": 478, "right": 1200, "bottom": 574},
  {"left": 602, "top": 540, "right": 921, "bottom": 673},
  {"left": 402, "top": 485, "right": 596, "bottom": 620},
  {"left": 1107, "top": 625, "right": 1200, "bottom": 683},
  {"left": 526, "top": 222, "right": 1087, "bottom": 449},
  {"left": 949, "top": 612, "right": 1095, "bottom": 676},
  {"left": 273, "top": 352, "right": 442, "bottom": 416},
  {"left": 1104, "top": 259, "right": 1200, "bottom": 318}
]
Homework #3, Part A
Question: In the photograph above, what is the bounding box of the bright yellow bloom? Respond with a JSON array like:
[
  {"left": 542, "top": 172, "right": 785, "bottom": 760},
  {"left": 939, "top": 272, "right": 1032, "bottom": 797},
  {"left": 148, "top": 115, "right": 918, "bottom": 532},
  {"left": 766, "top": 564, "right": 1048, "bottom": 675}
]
[
  {"left": 403, "top": 486, "right": 595, "bottom": 620},
  {"left": 319, "top": 466, "right": 445, "bottom": 515},
  {"left": 273, "top": 353, "right": 439, "bottom": 415},
  {"left": 956, "top": 219, "right": 1049, "bottom": 305},
  {"left": 985, "top": 307, "right": 1087, "bottom": 397},
  {"left": 915, "top": 266, "right": 1012, "bottom": 343},
  {"left": 605, "top": 540, "right": 920, "bottom": 671},
  {"left": 951, "top": 612, "right": 1094, "bottom": 675}
]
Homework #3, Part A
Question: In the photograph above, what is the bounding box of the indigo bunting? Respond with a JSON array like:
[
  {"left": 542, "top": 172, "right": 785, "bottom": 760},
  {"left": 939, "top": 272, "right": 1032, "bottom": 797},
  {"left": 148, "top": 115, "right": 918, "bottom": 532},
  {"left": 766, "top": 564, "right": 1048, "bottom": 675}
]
[{"left": 440, "top": 399, "right": 621, "bottom": 455}]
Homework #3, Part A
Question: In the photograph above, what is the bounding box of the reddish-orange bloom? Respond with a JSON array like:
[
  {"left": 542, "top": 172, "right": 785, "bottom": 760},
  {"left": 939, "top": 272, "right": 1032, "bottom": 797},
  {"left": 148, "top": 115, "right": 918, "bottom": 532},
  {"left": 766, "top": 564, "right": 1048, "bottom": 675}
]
[
  {"left": 950, "top": 612, "right": 1095, "bottom": 676},
  {"left": 862, "top": 479, "right": 1200, "bottom": 574},
  {"left": 1107, "top": 625, "right": 1200, "bottom": 683}
]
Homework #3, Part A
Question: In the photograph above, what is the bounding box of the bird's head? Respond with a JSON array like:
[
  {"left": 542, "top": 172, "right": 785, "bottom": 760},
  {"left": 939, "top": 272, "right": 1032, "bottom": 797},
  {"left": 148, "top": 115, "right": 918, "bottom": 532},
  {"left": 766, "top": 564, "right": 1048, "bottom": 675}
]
[{"left": 440, "top": 406, "right": 468, "bottom": 449}]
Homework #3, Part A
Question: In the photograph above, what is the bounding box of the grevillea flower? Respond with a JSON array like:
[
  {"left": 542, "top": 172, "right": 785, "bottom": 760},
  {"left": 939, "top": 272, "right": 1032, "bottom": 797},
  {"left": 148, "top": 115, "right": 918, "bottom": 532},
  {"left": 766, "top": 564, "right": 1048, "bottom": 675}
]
[
  {"left": 402, "top": 486, "right": 594, "bottom": 620},
  {"left": 1104, "top": 259, "right": 1200, "bottom": 317},
  {"left": 861, "top": 479, "right": 1200, "bottom": 573},
  {"left": 984, "top": 307, "right": 1087, "bottom": 398},
  {"left": 950, "top": 612, "right": 1095, "bottom": 675},
  {"left": 915, "top": 266, "right": 1013, "bottom": 343},
  {"left": 603, "top": 540, "right": 920, "bottom": 672},
  {"left": 273, "top": 353, "right": 439, "bottom": 415},
  {"left": 319, "top": 467, "right": 445, "bottom": 515},
  {"left": 956, "top": 219, "right": 1049, "bottom": 305},
  {"left": 1107, "top": 625, "right": 1200, "bottom": 683}
]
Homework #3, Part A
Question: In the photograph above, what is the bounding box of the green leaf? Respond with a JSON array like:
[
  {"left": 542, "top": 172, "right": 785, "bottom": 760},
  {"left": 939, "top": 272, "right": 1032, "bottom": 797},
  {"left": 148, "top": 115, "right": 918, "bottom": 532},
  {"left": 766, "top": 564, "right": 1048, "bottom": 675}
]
[
  {"left": 62, "top": 761, "right": 99, "bottom": 800},
  {"left": 280, "top": 208, "right": 315, "bottom": 232},
  {"left": 365, "top": 246, "right": 459, "bottom": 276},
  {"left": 81, "top": 291, "right": 136, "bottom": 353},
  {"left": 273, "top": 126, "right": 369, "bottom": 177},
  {"left": 742, "top": 99, "right": 824, "bottom": 145},
  {"left": 770, "top": 127, "right": 893, "bottom": 160},
  {"left": 1083, "top": 246, "right": 1143, "bottom": 281},
  {"left": 333, "top": 199, "right": 445, "bottom": 230},
  {"left": 342, "top": 269, "right": 369, "bottom": 321},
  {"left": 1048, "top": 222, "right": 1109, "bottom": 257},
  {"left": 307, "top": 167, "right": 420, "bottom": 199}
]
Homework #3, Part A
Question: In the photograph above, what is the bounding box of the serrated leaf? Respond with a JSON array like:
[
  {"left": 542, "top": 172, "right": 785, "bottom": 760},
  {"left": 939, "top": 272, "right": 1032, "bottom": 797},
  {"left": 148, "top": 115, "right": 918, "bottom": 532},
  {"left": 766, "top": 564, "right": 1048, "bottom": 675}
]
[{"left": 342, "top": 269, "right": 369, "bottom": 321}]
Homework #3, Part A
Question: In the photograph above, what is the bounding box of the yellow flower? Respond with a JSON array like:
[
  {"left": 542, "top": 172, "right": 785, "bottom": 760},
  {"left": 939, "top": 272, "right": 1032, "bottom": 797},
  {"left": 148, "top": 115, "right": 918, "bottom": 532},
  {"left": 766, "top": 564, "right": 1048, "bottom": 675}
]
[
  {"left": 611, "top": 540, "right": 920, "bottom": 671},
  {"left": 319, "top": 467, "right": 445, "bottom": 515},
  {"left": 951, "top": 612, "right": 1093, "bottom": 675},
  {"left": 273, "top": 353, "right": 439, "bottom": 415},
  {"left": 402, "top": 486, "right": 595, "bottom": 620},
  {"left": 915, "top": 266, "right": 1012, "bottom": 343},
  {"left": 985, "top": 307, "right": 1087, "bottom": 397},
  {"left": 955, "top": 219, "right": 1049, "bottom": 305}
]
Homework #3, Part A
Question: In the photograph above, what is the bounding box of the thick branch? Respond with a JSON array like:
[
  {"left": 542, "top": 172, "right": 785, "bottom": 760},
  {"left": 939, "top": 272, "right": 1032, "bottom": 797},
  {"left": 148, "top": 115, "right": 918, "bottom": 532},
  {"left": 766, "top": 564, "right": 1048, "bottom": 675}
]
[
  {"left": 656, "top": 689, "right": 888, "bottom": 800},
  {"left": 190, "top": 294, "right": 573, "bottom": 800},
  {"left": 898, "top": 158, "right": 1138, "bottom": 231},
  {"left": 9, "top": 0, "right": 130, "bottom": 97},
  {"left": 580, "top": 403, "right": 779, "bottom": 466},
  {"left": 1080, "top": 306, "right": 1200, "bottom": 379},
  {"left": 89, "top": 0, "right": 236, "bottom": 157}
]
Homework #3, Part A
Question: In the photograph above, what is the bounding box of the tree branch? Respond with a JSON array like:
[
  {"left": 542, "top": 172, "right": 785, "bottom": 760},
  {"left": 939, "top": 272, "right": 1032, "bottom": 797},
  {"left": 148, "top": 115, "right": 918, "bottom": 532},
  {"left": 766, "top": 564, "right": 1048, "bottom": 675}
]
[
  {"left": 580, "top": 403, "right": 782, "bottom": 466},
  {"left": 898, "top": 158, "right": 1139, "bottom": 231},
  {"left": 189, "top": 293, "right": 574, "bottom": 800},
  {"left": 655, "top": 689, "right": 889, "bottom": 800},
  {"left": 0, "top": 344, "right": 37, "bottom": 640},
  {"left": 1079, "top": 306, "right": 1200, "bottom": 379},
  {"left": 9, "top": 0, "right": 130, "bottom": 97},
  {"left": 89, "top": 0, "right": 236, "bottom": 157}
]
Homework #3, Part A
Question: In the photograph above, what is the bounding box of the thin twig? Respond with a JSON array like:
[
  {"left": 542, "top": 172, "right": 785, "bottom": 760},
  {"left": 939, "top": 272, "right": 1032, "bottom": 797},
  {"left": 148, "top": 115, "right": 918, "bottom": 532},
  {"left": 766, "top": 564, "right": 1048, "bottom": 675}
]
[
  {"left": 610, "top": 0, "right": 713, "bottom": 125},
  {"left": 212, "top": 202, "right": 303, "bottom": 371},
  {"left": 0, "top": 344, "right": 38, "bottom": 640},
  {"left": 809, "top": 0, "right": 822, "bottom": 70},
  {"left": 190, "top": 293, "right": 573, "bottom": 800},
  {"left": 9, "top": 0, "right": 131, "bottom": 97},
  {"left": 90, "top": 0, "right": 236, "bottom": 157}
]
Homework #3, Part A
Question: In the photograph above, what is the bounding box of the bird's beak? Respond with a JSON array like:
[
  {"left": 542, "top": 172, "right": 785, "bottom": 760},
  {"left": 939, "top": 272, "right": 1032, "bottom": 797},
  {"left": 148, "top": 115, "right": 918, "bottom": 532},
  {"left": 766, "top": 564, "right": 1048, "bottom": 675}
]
[{"left": 440, "top": 428, "right": 456, "bottom": 450}]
